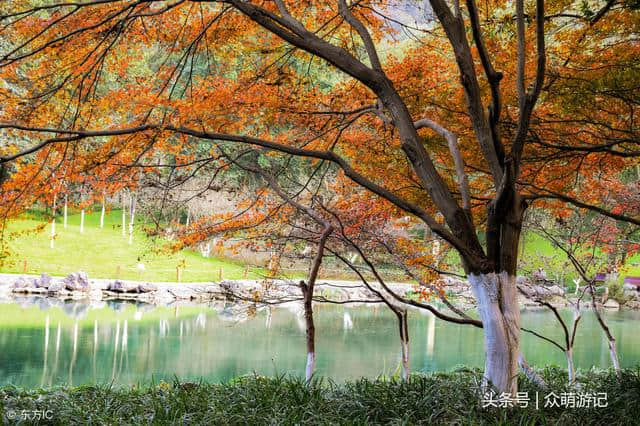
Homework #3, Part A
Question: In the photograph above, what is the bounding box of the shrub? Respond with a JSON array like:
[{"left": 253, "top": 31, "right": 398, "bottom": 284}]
[{"left": 1, "top": 368, "right": 639, "bottom": 425}]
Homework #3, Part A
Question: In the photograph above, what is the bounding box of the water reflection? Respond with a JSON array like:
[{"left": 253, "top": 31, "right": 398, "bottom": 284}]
[
  {"left": 0, "top": 296, "right": 639, "bottom": 388},
  {"left": 343, "top": 312, "right": 353, "bottom": 330}
]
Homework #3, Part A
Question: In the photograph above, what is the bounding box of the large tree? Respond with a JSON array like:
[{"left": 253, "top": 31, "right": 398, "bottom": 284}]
[{"left": 0, "top": 0, "right": 639, "bottom": 392}]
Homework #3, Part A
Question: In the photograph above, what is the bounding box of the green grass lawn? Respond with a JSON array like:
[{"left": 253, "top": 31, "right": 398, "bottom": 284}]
[
  {"left": 2, "top": 209, "right": 637, "bottom": 285},
  {"left": 520, "top": 232, "right": 640, "bottom": 282},
  {"left": 0, "top": 210, "right": 263, "bottom": 282},
  {"left": 445, "top": 231, "right": 639, "bottom": 285}
]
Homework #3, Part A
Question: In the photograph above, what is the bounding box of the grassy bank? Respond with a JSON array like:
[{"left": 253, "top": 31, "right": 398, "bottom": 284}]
[
  {"left": 0, "top": 210, "right": 263, "bottom": 282},
  {"left": 1, "top": 368, "right": 639, "bottom": 425},
  {"left": 2, "top": 209, "right": 638, "bottom": 285}
]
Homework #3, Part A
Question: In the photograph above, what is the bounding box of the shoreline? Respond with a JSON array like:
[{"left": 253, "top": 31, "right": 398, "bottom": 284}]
[
  {"left": 2, "top": 271, "right": 639, "bottom": 311},
  {"left": 0, "top": 271, "right": 412, "bottom": 307}
]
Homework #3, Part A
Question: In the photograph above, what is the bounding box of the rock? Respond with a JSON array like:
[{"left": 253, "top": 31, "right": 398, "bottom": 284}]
[
  {"left": 220, "top": 281, "right": 243, "bottom": 295},
  {"left": 547, "top": 285, "right": 565, "bottom": 297},
  {"left": 623, "top": 283, "right": 639, "bottom": 292},
  {"left": 115, "top": 293, "right": 139, "bottom": 300},
  {"left": 548, "top": 296, "right": 568, "bottom": 307},
  {"left": 12, "top": 276, "right": 30, "bottom": 289},
  {"left": 47, "top": 281, "right": 65, "bottom": 293},
  {"left": 516, "top": 276, "right": 533, "bottom": 286},
  {"left": 108, "top": 280, "right": 139, "bottom": 293},
  {"left": 136, "top": 292, "right": 155, "bottom": 302},
  {"left": 70, "top": 291, "right": 88, "bottom": 300},
  {"left": 88, "top": 289, "right": 103, "bottom": 301},
  {"left": 603, "top": 299, "right": 620, "bottom": 309},
  {"left": 153, "top": 290, "right": 175, "bottom": 305},
  {"left": 168, "top": 287, "right": 193, "bottom": 300},
  {"left": 137, "top": 282, "right": 158, "bottom": 293},
  {"left": 63, "top": 272, "right": 90, "bottom": 292},
  {"left": 53, "top": 289, "right": 72, "bottom": 297},
  {"left": 0, "top": 284, "right": 11, "bottom": 296},
  {"left": 34, "top": 273, "right": 52, "bottom": 288},
  {"left": 25, "top": 287, "right": 47, "bottom": 294},
  {"left": 624, "top": 300, "right": 640, "bottom": 310}
]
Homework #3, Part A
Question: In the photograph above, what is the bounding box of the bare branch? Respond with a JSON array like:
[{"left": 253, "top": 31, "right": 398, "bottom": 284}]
[{"left": 414, "top": 117, "right": 471, "bottom": 212}]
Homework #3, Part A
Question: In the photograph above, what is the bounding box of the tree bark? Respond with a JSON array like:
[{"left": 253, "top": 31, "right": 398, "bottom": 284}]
[
  {"left": 63, "top": 194, "right": 68, "bottom": 229},
  {"left": 128, "top": 194, "right": 136, "bottom": 245},
  {"left": 50, "top": 194, "right": 56, "bottom": 249},
  {"left": 100, "top": 195, "right": 105, "bottom": 228},
  {"left": 394, "top": 309, "right": 410, "bottom": 381},
  {"left": 121, "top": 193, "right": 126, "bottom": 237},
  {"left": 588, "top": 283, "right": 621, "bottom": 373},
  {"left": 300, "top": 225, "right": 332, "bottom": 384},
  {"left": 469, "top": 272, "right": 520, "bottom": 394}
]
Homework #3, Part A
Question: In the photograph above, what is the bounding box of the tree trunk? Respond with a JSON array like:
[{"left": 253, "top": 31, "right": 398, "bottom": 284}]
[
  {"left": 50, "top": 194, "right": 56, "bottom": 249},
  {"left": 588, "top": 283, "right": 621, "bottom": 373},
  {"left": 469, "top": 272, "right": 520, "bottom": 394},
  {"left": 121, "top": 194, "right": 126, "bottom": 237},
  {"left": 566, "top": 348, "right": 575, "bottom": 383},
  {"left": 608, "top": 339, "right": 621, "bottom": 371},
  {"left": 50, "top": 216, "right": 55, "bottom": 249},
  {"left": 301, "top": 225, "right": 332, "bottom": 384},
  {"left": 301, "top": 282, "right": 316, "bottom": 383},
  {"left": 426, "top": 313, "right": 435, "bottom": 357},
  {"left": 63, "top": 194, "right": 68, "bottom": 229},
  {"left": 128, "top": 194, "right": 136, "bottom": 245},
  {"left": 80, "top": 209, "right": 85, "bottom": 233},
  {"left": 100, "top": 196, "right": 105, "bottom": 228},
  {"left": 394, "top": 309, "right": 410, "bottom": 381}
]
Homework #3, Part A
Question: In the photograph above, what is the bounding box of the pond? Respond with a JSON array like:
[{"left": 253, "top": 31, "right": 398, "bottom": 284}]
[{"left": 0, "top": 297, "right": 639, "bottom": 387}]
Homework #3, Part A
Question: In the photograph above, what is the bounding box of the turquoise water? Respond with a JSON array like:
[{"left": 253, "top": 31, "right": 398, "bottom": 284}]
[{"left": 0, "top": 297, "right": 638, "bottom": 387}]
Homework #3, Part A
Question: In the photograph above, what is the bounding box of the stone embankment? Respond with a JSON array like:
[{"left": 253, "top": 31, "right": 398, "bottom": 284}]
[
  {"left": 441, "top": 275, "right": 640, "bottom": 310},
  {"left": 0, "top": 272, "right": 409, "bottom": 306},
  {"left": 2, "top": 272, "right": 639, "bottom": 310}
]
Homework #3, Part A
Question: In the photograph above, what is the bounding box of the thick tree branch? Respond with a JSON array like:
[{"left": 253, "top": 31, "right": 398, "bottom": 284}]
[
  {"left": 427, "top": 0, "right": 503, "bottom": 187},
  {"left": 337, "top": 0, "right": 382, "bottom": 71},
  {"left": 512, "top": 0, "right": 546, "bottom": 174},
  {"left": 414, "top": 118, "right": 471, "bottom": 213},
  {"left": 464, "top": 0, "right": 504, "bottom": 162}
]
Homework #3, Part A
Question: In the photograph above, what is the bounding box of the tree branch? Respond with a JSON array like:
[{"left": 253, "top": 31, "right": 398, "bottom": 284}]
[
  {"left": 414, "top": 117, "right": 471, "bottom": 213},
  {"left": 337, "top": 0, "right": 382, "bottom": 71}
]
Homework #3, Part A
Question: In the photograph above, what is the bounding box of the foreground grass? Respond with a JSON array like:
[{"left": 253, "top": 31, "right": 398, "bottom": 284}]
[
  {"left": 1, "top": 368, "right": 639, "bottom": 425},
  {"left": 1, "top": 210, "right": 263, "bottom": 282}
]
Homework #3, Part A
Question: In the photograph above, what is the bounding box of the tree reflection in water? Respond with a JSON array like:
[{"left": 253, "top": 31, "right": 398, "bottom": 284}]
[{"left": 1, "top": 297, "right": 639, "bottom": 388}]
